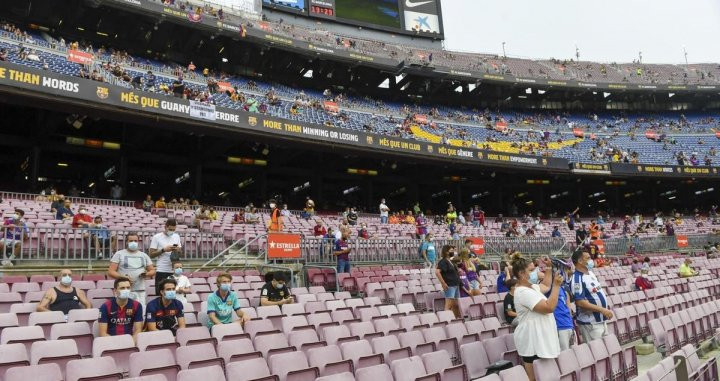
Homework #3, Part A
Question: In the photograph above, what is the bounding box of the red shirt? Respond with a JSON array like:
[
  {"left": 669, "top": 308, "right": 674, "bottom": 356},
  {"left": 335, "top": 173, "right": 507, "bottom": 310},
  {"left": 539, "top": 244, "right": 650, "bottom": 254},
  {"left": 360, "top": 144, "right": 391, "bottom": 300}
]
[
  {"left": 313, "top": 225, "right": 326, "bottom": 237},
  {"left": 635, "top": 276, "right": 653, "bottom": 290},
  {"left": 72, "top": 214, "right": 92, "bottom": 228}
]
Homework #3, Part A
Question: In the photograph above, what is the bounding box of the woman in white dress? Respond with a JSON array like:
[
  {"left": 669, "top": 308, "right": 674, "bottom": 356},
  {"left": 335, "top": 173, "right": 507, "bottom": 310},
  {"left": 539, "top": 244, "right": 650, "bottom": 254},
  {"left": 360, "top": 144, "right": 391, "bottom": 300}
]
[{"left": 509, "top": 253, "right": 563, "bottom": 381}]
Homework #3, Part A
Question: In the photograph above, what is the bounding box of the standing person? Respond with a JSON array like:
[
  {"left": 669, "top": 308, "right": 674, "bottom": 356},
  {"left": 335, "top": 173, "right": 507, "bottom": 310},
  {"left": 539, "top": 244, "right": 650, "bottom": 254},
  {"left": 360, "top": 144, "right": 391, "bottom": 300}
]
[
  {"left": 108, "top": 233, "right": 155, "bottom": 308},
  {"left": 567, "top": 207, "right": 580, "bottom": 231},
  {"left": 267, "top": 200, "right": 283, "bottom": 232},
  {"left": 497, "top": 261, "right": 511, "bottom": 293},
  {"left": 416, "top": 211, "right": 428, "bottom": 240},
  {"left": 36, "top": 269, "right": 92, "bottom": 314},
  {"left": 458, "top": 249, "right": 482, "bottom": 296},
  {"left": 303, "top": 197, "right": 315, "bottom": 220},
  {"left": 538, "top": 257, "right": 574, "bottom": 351},
  {"left": 575, "top": 224, "right": 588, "bottom": 245},
  {"left": 379, "top": 198, "right": 389, "bottom": 224},
  {"left": 171, "top": 262, "right": 192, "bottom": 303},
  {"left": 333, "top": 230, "right": 352, "bottom": 273},
  {"left": 435, "top": 245, "right": 461, "bottom": 318},
  {"left": 145, "top": 278, "right": 186, "bottom": 335},
  {"left": 149, "top": 219, "right": 182, "bottom": 294},
  {"left": 98, "top": 277, "right": 144, "bottom": 343},
  {"left": 503, "top": 279, "right": 518, "bottom": 324},
  {"left": 419, "top": 234, "right": 436, "bottom": 270},
  {"left": 510, "top": 253, "right": 562, "bottom": 381},
  {"left": 571, "top": 250, "right": 613, "bottom": 343},
  {"left": 206, "top": 273, "right": 251, "bottom": 328}
]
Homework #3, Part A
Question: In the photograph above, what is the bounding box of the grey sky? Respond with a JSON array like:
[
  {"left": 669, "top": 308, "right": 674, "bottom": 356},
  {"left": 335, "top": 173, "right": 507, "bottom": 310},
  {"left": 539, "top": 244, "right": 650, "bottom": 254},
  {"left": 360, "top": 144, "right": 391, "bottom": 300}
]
[{"left": 441, "top": 0, "right": 720, "bottom": 64}]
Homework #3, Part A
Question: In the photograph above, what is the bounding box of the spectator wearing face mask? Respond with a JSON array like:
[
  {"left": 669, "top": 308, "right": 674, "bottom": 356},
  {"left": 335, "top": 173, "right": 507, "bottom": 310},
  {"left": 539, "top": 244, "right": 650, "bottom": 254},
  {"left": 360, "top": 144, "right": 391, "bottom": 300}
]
[
  {"left": 171, "top": 262, "right": 192, "bottom": 303},
  {"left": 436, "top": 245, "right": 461, "bottom": 318},
  {"left": 108, "top": 232, "right": 156, "bottom": 308},
  {"left": 419, "top": 234, "right": 436, "bottom": 270},
  {"left": 358, "top": 223, "right": 370, "bottom": 239},
  {"left": 1, "top": 209, "right": 29, "bottom": 265},
  {"left": 267, "top": 200, "right": 283, "bottom": 232},
  {"left": 149, "top": 219, "right": 182, "bottom": 294},
  {"left": 510, "top": 252, "right": 563, "bottom": 381},
  {"left": 145, "top": 278, "right": 186, "bottom": 335},
  {"left": 98, "top": 277, "right": 144, "bottom": 343},
  {"left": 56, "top": 199, "right": 74, "bottom": 221},
  {"left": 415, "top": 212, "right": 428, "bottom": 240},
  {"left": 538, "top": 256, "right": 574, "bottom": 351},
  {"left": 207, "top": 273, "right": 250, "bottom": 328},
  {"left": 333, "top": 230, "right": 352, "bottom": 273},
  {"left": 571, "top": 250, "right": 613, "bottom": 343},
  {"left": 72, "top": 205, "right": 93, "bottom": 228},
  {"left": 260, "top": 271, "right": 294, "bottom": 306},
  {"left": 36, "top": 269, "right": 91, "bottom": 314}
]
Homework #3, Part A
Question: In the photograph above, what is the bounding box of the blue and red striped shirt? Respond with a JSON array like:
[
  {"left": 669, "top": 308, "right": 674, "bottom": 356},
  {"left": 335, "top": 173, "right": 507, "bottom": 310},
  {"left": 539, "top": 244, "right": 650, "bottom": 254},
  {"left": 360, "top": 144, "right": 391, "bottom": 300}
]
[{"left": 98, "top": 298, "right": 143, "bottom": 335}]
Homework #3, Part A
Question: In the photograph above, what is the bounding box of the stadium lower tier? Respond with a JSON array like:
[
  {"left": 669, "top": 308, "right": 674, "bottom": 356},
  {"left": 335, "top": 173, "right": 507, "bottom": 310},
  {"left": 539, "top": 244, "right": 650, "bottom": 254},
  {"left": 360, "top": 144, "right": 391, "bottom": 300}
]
[{"left": 0, "top": 255, "right": 719, "bottom": 380}]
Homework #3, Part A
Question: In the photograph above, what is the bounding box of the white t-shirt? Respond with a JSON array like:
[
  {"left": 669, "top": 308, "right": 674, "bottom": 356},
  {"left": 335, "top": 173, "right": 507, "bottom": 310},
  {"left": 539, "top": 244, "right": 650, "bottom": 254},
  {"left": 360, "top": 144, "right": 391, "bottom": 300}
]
[
  {"left": 379, "top": 203, "right": 389, "bottom": 217},
  {"left": 110, "top": 249, "right": 152, "bottom": 292},
  {"left": 149, "top": 232, "right": 181, "bottom": 273},
  {"left": 513, "top": 284, "right": 561, "bottom": 358},
  {"left": 173, "top": 274, "right": 192, "bottom": 303}
]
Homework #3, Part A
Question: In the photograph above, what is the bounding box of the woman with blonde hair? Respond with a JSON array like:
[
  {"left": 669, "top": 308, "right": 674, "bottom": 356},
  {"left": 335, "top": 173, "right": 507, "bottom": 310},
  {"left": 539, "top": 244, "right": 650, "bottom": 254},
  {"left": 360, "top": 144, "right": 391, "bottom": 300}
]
[{"left": 457, "top": 249, "right": 482, "bottom": 296}]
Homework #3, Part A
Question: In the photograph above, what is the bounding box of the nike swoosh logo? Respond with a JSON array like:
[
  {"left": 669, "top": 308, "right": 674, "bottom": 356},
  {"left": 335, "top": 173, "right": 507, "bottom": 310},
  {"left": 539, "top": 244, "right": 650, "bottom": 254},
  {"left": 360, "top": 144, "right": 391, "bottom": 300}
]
[{"left": 405, "top": 0, "right": 433, "bottom": 8}]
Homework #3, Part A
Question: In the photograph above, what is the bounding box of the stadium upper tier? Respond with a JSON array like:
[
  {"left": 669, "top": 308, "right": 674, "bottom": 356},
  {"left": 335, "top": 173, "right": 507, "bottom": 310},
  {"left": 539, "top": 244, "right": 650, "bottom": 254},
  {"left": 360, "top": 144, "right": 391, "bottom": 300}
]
[
  {"left": 1, "top": 24, "right": 719, "bottom": 167},
  {"left": 146, "top": 0, "right": 720, "bottom": 87}
]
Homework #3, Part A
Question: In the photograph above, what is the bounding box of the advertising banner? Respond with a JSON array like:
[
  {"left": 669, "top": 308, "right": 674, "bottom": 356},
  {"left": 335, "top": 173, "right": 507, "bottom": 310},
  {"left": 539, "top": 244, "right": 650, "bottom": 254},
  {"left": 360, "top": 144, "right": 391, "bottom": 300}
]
[
  {"left": 466, "top": 237, "right": 485, "bottom": 256},
  {"left": 67, "top": 50, "right": 93, "bottom": 65},
  {"left": 610, "top": 163, "right": 720, "bottom": 178},
  {"left": 268, "top": 233, "right": 302, "bottom": 258},
  {"left": 217, "top": 81, "right": 234, "bottom": 93},
  {"left": 676, "top": 235, "right": 689, "bottom": 248},
  {"left": 401, "top": 0, "right": 443, "bottom": 35}
]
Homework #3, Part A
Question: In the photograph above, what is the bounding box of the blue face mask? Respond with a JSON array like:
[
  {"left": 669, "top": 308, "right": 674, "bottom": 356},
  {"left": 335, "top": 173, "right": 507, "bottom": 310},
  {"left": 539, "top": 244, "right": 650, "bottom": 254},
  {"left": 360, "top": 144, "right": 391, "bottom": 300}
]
[
  {"left": 529, "top": 269, "right": 540, "bottom": 284},
  {"left": 219, "top": 283, "right": 232, "bottom": 292},
  {"left": 128, "top": 242, "right": 139, "bottom": 251},
  {"left": 60, "top": 275, "right": 72, "bottom": 285},
  {"left": 174, "top": 268, "right": 183, "bottom": 275},
  {"left": 587, "top": 260, "right": 595, "bottom": 270},
  {"left": 164, "top": 290, "right": 176, "bottom": 300},
  {"left": 118, "top": 289, "right": 131, "bottom": 300}
]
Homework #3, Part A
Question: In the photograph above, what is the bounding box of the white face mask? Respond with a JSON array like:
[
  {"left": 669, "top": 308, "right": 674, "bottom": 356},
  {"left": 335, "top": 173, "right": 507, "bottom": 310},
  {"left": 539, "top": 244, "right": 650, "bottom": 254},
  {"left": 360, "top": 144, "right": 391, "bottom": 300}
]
[
  {"left": 80, "top": 209, "right": 87, "bottom": 214},
  {"left": 270, "top": 203, "right": 276, "bottom": 209},
  {"left": 12, "top": 214, "right": 19, "bottom": 220}
]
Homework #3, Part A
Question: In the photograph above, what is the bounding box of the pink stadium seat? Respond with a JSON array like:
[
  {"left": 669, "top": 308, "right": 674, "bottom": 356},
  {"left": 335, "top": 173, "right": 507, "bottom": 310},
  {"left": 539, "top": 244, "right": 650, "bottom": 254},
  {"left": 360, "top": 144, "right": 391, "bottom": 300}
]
[
  {"left": 0, "top": 343, "right": 31, "bottom": 380},
  {"left": 355, "top": 364, "right": 393, "bottom": 381},
  {"left": 176, "top": 343, "right": 223, "bottom": 370},
  {"left": 268, "top": 351, "right": 319, "bottom": 381},
  {"left": 128, "top": 348, "right": 179, "bottom": 380},
  {"left": 92, "top": 335, "right": 139, "bottom": 374},
  {"left": 177, "top": 365, "right": 226, "bottom": 381},
  {"left": 217, "top": 337, "right": 259, "bottom": 364},
  {"left": 4, "top": 363, "right": 62, "bottom": 381},
  {"left": 307, "top": 345, "right": 354, "bottom": 377},
  {"left": 225, "top": 357, "right": 277, "bottom": 381},
  {"left": 65, "top": 356, "right": 123, "bottom": 381},
  {"left": 50, "top": 322, "right": 93, "bottom": 357}
]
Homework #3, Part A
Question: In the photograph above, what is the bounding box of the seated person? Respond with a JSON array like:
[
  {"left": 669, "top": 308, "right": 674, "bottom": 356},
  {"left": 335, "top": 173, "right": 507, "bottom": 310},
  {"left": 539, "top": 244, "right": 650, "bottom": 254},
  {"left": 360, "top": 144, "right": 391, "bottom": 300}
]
[
  {"left": 90, "top": 216, "right": 114, "bottom": 258},
  {"left": 36, "top": 269, "right": 92, "bottom": 314},
  {"left": 98, "top": 277, "right": 144, "bottom": 343},
  {"left": 634, "top": 269, "right": 654, "bottom": 290},
  {"left": 245, "top": 208, "right": 260, "bottom": 224},
  {"left": 405, "top": 212, "right": 416, "bottom": 225},
  {"left": 232, "top": 210, "right": 245, "bottom": 224},
  {"left": 388, "top": 213, "right": 400, "bottom": 224},
  {"left": 56, "top": 200, "right": 74, "bottom": 220},
  {"left": 171, "top": 262, "right": 192, "bottom": 303},
  {"left": 155, "top": 197, "right": 167, "bottom": 209},
  {"left": 260, "top": 271, "right": 294, "bottom": 306},
  {"left": 678, "top": 258, "right": 699, "bottom": 277},
  {"left": 207, "top": 207, "right": 219, "bottom": 221},
  {"left": 145, "top": 278, "right": 186, "bottom": 335},
  {"left": 1, "top": 209, "right": 29, "bottom": 264},
  {"left": 207, "top": 273, "right": 251, "bottom": 328}
]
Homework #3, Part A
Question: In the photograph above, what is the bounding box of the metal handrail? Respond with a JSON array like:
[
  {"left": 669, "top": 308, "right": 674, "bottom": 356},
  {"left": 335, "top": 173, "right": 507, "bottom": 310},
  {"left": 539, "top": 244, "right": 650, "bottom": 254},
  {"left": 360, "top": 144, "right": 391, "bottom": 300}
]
[
  {"left": 194, "top": 233, "right": 267, "bottom": 274},
  {"left": 0, "top": 191, "right": 135, "bottom": 207}
]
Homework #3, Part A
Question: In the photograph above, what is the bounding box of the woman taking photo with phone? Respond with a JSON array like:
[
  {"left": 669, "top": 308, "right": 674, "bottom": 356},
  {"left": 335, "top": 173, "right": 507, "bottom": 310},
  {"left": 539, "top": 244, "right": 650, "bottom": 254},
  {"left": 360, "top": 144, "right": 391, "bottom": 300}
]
[{"left": 510, "top": 252, "right": 562, "bottom": 381}]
